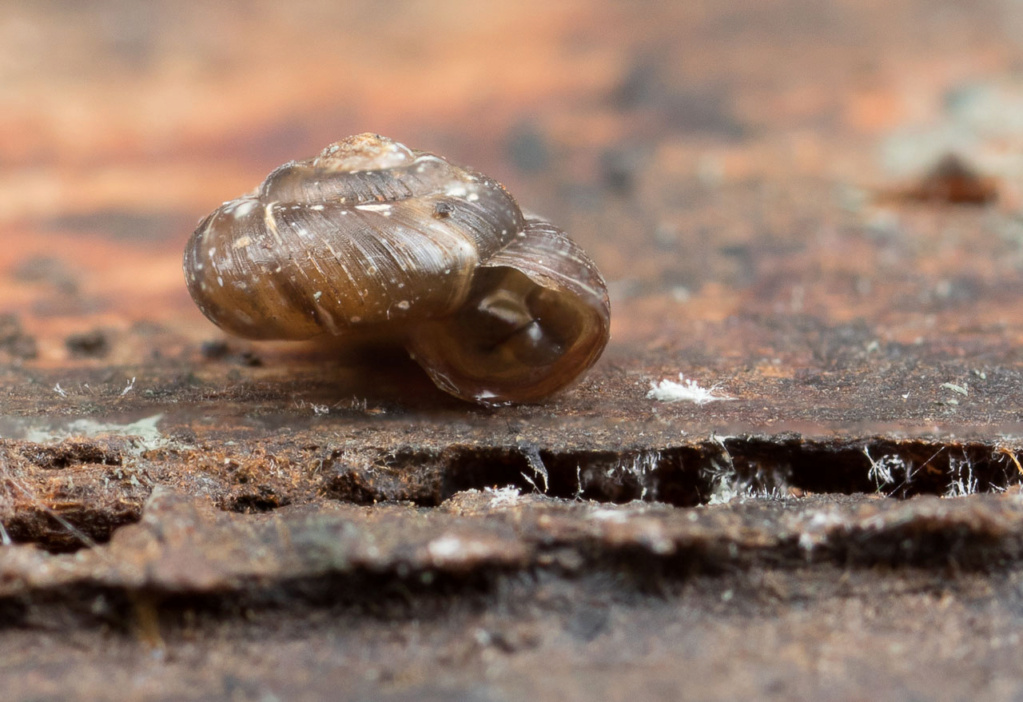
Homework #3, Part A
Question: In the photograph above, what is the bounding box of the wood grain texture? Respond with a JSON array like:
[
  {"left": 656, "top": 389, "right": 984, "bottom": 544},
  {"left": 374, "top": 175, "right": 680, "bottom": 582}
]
[{"left": 2, "top": 1, "right": 1023, "bottom": 699}]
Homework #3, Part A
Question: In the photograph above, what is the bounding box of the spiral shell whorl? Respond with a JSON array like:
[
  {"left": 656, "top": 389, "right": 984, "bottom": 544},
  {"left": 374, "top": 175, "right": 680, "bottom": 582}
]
[{"left": 184, "top": 133, "right": 610, "bottom": 404}]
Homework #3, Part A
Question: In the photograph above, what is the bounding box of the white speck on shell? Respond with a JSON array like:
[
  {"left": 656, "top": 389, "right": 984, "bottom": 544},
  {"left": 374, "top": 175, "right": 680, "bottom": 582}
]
[
  {"left": 232, "top": 199, "right": 258, "bottom": 219},
  {"left": 355, "top": 203, "right": 393, "bottom": 213}
]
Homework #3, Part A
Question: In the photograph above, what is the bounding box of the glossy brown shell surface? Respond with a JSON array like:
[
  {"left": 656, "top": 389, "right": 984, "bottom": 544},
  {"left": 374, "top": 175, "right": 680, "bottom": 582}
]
[{"left": 184, "top": 133, "right": 610, "bottom": 404}]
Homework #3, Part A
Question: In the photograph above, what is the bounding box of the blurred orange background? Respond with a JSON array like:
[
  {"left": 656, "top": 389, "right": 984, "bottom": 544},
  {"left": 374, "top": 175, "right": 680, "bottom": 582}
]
[{"left": 2, "top": 0, "right": 1023, "bottom": 370}]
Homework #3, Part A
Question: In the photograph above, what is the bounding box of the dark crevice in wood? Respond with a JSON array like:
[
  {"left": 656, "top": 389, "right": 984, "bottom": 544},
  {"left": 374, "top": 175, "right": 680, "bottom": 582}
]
[{"left": 3, "top": 436, "right": 1021, "bottom": 553}]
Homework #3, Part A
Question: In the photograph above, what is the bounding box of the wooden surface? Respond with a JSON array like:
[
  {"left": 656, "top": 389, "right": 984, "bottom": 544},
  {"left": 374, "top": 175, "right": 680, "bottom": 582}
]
[{"left": 3, "top": 1, "right": 1023, "bottom": 700}]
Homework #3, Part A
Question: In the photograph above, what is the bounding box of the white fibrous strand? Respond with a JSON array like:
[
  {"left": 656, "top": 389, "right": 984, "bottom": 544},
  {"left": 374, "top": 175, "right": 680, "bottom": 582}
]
[{"left": 647, "top": 374, "right": 733, "bottom": 405}]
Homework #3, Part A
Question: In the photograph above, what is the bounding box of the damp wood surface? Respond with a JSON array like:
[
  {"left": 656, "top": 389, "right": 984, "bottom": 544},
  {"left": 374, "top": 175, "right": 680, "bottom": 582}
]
[{"left": 2, "top": 1, "right": 1023, "bottom": 700}]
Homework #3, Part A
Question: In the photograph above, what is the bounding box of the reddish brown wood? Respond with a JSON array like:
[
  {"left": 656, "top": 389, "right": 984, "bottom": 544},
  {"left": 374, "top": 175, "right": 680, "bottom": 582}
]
[{"left": 2, "top": 1, "right": 1023, "bottom": 699}]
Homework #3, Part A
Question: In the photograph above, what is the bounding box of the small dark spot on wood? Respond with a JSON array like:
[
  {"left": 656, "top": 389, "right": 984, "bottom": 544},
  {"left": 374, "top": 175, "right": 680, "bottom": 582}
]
[
  {"left": 239, "top": 350, "right": 263, "bottom": 367},
  {"left": 600, "top": 147, "right": 643, "bottom": 195},
  {"left": 612, "top": 58, "right": 662, "bottom": 109},
  {"left": 200, "top": 339, "right": 230, "bottom": 360},
  {"left": 66, "top": 330, "right": 110, "bottom": 358},
  {"left": 228, "top": 487, "right": 289, "bottom": 513},
  {"left": 200, "top": 340, "right": 261, "bottom": 366},
  {"left": 0, "top": 314, "right": 38, "bottom": 360},
  {"left": 897, "top": 154, "right": 998, "bottom": 205}
]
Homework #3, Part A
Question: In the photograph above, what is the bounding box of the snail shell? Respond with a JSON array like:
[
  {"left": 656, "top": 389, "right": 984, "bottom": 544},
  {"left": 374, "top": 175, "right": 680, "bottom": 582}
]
[{"left": 183, "top": 133, "right": 610, "bottom": 404}]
